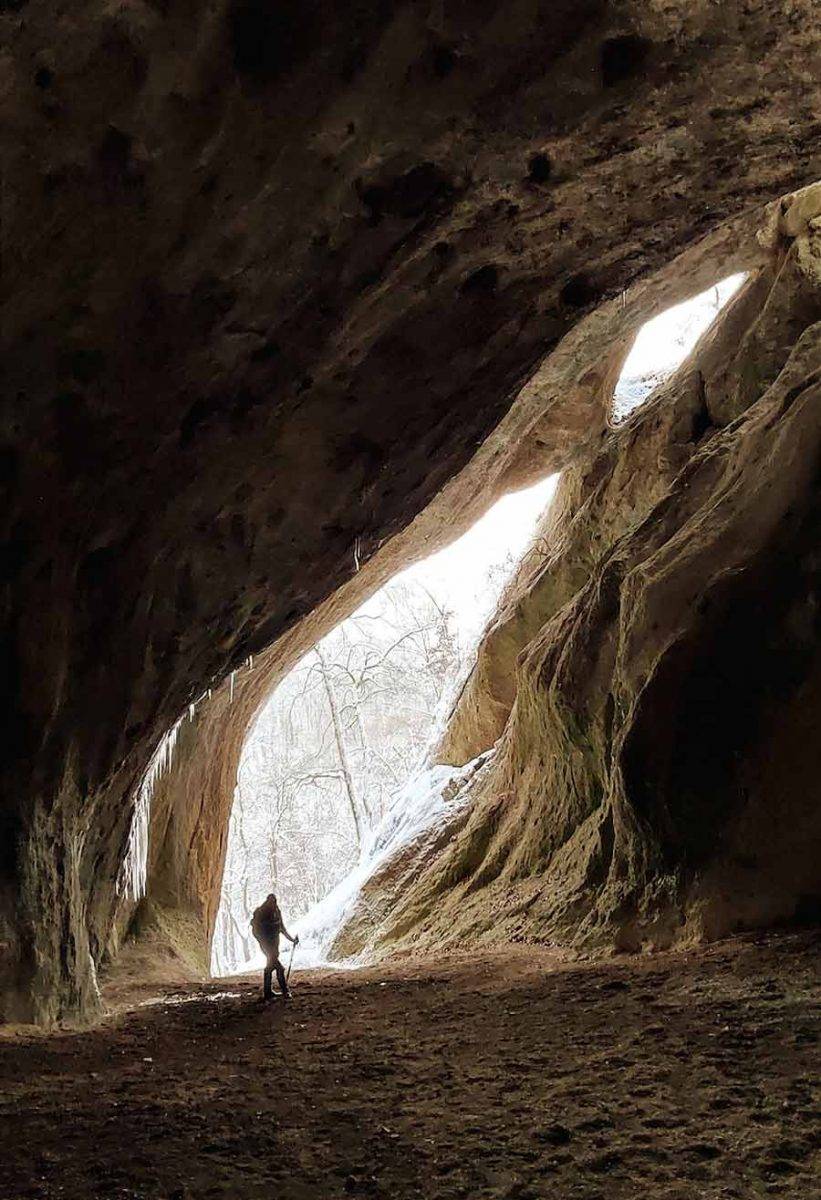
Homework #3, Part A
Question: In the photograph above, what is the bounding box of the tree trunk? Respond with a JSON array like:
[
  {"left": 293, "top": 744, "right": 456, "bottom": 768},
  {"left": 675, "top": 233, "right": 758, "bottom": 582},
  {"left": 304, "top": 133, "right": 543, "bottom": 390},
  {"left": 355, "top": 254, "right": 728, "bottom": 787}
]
[
  {"left": 315, "top": 647, "right": 363, "bottom": 849},
  {"left": 349, "top": 700, "right": 376, "bottom": 826},
  {"left": 227, "top": 895, "right": 251, "bottom": 964}
]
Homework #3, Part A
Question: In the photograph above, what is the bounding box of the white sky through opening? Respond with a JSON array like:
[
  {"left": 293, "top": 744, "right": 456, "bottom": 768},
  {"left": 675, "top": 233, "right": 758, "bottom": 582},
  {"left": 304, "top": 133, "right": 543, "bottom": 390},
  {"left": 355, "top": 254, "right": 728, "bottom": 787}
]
[
  {"left": 364, "top": 475, "right": 558, "bottom": 644},
  {"left": 613, "top": 272, "right": 746, "bottom": 421},
  {"left": 375, "top": 271, "right": 748, "bottom": 635}
]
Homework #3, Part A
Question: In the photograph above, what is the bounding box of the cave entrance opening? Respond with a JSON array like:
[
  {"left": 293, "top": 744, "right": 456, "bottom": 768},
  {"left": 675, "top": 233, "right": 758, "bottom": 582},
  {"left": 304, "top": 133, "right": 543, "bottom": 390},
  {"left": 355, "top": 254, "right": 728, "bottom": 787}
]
[
  {"left": 209, "top": 269, "right": 754, "bottom": 980},
  {"left": 211, "top": 475, "right": 558, "bottom": 976}
]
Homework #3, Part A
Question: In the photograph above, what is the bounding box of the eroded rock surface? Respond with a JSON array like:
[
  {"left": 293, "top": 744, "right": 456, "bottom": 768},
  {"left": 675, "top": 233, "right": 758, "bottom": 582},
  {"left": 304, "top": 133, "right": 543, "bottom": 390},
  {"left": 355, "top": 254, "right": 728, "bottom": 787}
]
[
  {"left": 337, "top": 186, "right": 821, "bottom": 960},
  {"left": 1, "top": 0, "right": 820, "bottom": 1020}
]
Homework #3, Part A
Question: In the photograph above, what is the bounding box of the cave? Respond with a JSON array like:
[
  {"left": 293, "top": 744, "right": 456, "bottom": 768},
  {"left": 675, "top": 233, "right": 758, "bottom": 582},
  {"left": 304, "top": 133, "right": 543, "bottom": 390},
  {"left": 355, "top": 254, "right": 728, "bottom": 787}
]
[
  {"left": 210, "top": 473, "right": 556, "bottom": 974},
  {"left": 1, "top": 1, "right": 820, "bottom": 1196}
]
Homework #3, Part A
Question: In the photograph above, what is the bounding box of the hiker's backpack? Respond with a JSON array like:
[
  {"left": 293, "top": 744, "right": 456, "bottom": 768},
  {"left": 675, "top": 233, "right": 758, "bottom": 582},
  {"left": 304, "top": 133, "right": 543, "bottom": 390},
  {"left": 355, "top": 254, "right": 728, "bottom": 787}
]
[{"left": 251, "top": 904, "right": 280, "bottom": 943}]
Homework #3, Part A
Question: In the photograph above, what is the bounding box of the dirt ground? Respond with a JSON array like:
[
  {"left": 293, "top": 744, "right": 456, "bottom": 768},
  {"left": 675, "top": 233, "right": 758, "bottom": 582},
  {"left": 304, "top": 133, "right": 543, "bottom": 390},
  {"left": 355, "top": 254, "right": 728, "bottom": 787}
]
[{"left": 0, "top": 930, "right": 818, "bottom": 1200}]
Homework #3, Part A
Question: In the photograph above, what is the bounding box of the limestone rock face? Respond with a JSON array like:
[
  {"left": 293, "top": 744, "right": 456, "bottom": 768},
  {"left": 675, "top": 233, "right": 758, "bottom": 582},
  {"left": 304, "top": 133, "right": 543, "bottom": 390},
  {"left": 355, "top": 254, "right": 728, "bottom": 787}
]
[
  {"left": 336, "top": 193, "right": 821, "bottom": 959},
  {"left": 1, "top": 0, "right": 820, "bottom": 1020}
]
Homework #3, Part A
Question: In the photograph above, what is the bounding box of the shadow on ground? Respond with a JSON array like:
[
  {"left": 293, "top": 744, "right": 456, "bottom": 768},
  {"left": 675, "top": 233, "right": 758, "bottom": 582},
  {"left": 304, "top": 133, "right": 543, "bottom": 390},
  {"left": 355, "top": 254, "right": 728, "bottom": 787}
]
[{"left": 1, "top": 931, "right": 818, "bottom": 1198}]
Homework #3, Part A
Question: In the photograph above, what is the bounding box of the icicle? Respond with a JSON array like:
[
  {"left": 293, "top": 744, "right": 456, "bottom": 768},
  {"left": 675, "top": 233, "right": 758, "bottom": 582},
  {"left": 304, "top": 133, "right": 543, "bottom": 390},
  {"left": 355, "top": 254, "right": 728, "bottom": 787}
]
[
  {"left": 229, "top": 671, "right": 235, "bottom": 703},
  {"left": 189, "top": 703, "right": 195, "bottom": 721},
  {"left": 117, "top": 716, "right": 183, "bottom": 900},
  {"left": 354, "top": 536, "right": 361, "bottom": 572},
  {"left": 249, "top": 654, "right": 254, "bottom": 671}
]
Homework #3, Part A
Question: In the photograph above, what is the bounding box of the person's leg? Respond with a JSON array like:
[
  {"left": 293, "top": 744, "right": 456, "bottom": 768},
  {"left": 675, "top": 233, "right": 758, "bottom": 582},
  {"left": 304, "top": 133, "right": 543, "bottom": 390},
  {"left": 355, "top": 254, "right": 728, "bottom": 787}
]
[
  {"left": 274, "top": 957, "right": 291, "bottom": 998},
  {"left": 263, "top": 952, "right": 274, "bottom": 1000}
]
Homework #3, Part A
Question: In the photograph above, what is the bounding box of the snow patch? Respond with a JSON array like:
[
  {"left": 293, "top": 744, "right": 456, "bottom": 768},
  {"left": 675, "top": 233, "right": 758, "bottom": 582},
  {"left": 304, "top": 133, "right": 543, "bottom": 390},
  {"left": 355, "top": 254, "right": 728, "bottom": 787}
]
[
  {"left": 225, "top": 752, "right": 493, "bottom": 977},
  {"left": 293, "top": 752, "right": 492, "bottom": 968}
]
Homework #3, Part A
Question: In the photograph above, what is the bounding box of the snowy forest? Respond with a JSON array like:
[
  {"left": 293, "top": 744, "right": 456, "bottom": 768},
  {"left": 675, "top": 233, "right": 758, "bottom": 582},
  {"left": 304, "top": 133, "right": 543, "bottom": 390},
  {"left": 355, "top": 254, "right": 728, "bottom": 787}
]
[{"left": 212, "top": 569, "right": 512, "bottom": 973}]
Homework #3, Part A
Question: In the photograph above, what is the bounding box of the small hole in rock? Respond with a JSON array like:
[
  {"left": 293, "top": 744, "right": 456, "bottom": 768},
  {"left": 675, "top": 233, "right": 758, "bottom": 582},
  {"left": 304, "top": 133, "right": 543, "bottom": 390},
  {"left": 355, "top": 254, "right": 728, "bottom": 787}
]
[
  {"left": 601, "top": 35, "right": 652, "bottom": 88},
  {"left": 560, "top": 274, "right": 599, "bottom": 309},
  {"left": 461, "top": 264, "right": 499, "bottom": 295},
  {"left": 527, "top": 153, "right": 552, "bottom": 184},
  {"left": 431, "top": 43, "right": 457, "bottom": 78},
  {"left": 97, "top": 126, "right": 133, "bottom": 174},
  {"left": 229, "top": 0, "right": 313, "bottom": 84}
]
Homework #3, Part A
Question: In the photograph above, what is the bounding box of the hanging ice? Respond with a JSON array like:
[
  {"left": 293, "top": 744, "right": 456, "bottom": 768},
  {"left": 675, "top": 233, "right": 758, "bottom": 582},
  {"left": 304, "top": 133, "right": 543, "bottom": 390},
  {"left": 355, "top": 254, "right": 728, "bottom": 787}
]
[{"left": 117, "top": 716, "right": 183, "bottom": 900}]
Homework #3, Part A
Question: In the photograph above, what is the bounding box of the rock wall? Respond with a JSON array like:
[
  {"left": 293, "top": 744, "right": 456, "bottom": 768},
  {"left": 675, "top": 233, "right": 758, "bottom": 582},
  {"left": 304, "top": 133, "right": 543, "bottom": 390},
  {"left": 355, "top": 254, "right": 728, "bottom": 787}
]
[
  {"left": 123, "top": 207, "right": 769, "bottom": 984},
  {"left": 2, "top": 0, "right": 820, "bottom": 1021},
  {"left": 336, "top": 186, "right": 821, "bottom": 958}
]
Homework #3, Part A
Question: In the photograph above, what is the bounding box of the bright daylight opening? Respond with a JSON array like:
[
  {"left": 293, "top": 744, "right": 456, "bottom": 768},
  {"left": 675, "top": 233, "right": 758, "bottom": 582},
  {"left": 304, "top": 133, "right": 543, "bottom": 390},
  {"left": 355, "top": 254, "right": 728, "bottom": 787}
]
[
  {"left": 612, "top": 273, "right": 746, "bottom": 422},
  {"left": 212, "top": 272, "right": 748, "bottom": 979},
  {"left": 211, "top": 474, "right": 557, "bottom": 976}
]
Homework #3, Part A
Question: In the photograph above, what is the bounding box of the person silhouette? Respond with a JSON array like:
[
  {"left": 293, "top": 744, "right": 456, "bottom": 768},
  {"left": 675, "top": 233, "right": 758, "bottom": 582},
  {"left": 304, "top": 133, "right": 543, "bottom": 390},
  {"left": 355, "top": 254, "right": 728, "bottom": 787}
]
[{"left": 250, "top": 893, "right": 298, "bottom": 1000}]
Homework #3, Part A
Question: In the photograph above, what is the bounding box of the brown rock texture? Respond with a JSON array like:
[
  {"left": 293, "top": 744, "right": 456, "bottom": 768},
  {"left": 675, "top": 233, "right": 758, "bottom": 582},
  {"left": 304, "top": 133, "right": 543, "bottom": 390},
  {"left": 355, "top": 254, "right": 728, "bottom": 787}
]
[
  {"left": 336, "top": 185, "right": 821, "bottom": 960},
  {"left": 1, "top": 0, "right": 820, "bottom": 1021}
]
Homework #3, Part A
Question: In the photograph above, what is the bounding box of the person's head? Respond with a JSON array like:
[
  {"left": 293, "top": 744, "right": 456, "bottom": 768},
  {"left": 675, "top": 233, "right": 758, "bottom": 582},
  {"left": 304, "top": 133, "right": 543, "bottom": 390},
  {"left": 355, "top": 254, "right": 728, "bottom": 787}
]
[{"left": 267, "top": 892, "right": 278, "bottom": 907}]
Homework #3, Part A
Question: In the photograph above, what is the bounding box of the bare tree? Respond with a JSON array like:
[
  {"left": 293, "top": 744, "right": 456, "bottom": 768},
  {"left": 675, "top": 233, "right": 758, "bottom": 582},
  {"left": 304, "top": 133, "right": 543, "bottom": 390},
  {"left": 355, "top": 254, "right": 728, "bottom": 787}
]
[
  {"left": 314, "top": 644, "right": 366, "bottom": 847},
  {"left": 213, "top": 577, "right": 468, "bottom": 971}
]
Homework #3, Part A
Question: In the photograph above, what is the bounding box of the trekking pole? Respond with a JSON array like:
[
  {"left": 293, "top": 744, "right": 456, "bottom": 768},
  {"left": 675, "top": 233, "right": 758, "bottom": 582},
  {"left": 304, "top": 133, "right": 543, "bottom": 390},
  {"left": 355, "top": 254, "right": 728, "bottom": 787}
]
[{"left": 286, "top": 938, "right": 297, "bottom": 984}]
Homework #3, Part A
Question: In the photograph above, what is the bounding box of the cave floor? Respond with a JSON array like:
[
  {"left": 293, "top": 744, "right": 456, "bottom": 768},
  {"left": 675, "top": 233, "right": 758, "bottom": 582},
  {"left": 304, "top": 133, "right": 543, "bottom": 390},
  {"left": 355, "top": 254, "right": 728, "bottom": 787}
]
[{"left": 1, "top": 931, "right": 819, "bottom": 1200}]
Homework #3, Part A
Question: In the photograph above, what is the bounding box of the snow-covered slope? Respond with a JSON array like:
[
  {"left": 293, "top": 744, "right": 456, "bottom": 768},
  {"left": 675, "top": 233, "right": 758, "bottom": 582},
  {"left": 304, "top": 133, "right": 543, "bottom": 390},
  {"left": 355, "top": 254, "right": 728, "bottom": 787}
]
[
  {"left": 293, "top": 754, "right": 493, "bottom": 968},
  {"left": 228, "top": 753, "right": 493, "bottom": 976}
]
